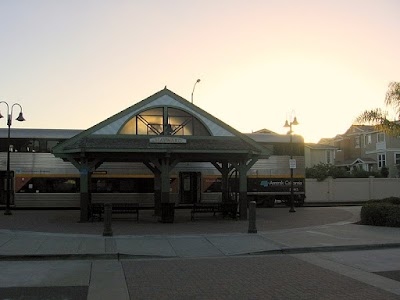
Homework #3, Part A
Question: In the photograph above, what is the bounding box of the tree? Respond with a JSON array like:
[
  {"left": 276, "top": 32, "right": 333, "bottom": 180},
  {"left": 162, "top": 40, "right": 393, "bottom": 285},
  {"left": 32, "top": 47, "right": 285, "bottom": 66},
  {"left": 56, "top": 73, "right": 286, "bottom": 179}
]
[{"left": 356, "top": 82, "right": 400, "bottom": 136}]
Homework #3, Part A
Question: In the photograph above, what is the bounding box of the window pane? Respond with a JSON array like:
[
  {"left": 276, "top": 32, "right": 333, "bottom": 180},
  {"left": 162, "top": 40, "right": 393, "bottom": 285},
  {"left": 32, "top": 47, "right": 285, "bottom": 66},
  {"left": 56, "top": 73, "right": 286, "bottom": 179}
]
[
  {"left": 396, "top": 154, "right": 400, "bottom": 165},
  {"left": 46, "top": 140, "right": 60, "bottom": 152},
  {"left": 119, "top": 117, "right": 137, "bottom": 134}
]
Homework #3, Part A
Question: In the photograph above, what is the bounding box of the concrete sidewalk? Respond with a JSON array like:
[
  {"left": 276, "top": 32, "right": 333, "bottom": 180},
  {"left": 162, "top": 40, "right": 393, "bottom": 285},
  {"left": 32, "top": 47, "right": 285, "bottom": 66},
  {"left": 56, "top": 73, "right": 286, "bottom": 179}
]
[
  {"left": 1, "top": 206, "right": 400, "bottom": 299},
  {"left": 0, "top": 206, "right": 399, "bottom": 259},
  {"left": 1, "top": 218, "right": 400, "bottom": 260}
]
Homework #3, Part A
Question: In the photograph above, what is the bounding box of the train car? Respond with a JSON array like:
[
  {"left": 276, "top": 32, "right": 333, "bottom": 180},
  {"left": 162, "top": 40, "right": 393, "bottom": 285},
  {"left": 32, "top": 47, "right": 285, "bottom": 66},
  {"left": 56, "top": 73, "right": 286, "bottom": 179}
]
[{"left": 0, "top": 128, "right": 305, "bottom": 208}]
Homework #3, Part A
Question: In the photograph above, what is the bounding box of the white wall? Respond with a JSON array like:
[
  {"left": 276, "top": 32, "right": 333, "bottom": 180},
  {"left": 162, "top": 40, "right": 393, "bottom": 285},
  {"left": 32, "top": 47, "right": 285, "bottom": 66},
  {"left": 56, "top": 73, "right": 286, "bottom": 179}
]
[{"left": 306, "top": 177, "right": 400, "bottom": 203}]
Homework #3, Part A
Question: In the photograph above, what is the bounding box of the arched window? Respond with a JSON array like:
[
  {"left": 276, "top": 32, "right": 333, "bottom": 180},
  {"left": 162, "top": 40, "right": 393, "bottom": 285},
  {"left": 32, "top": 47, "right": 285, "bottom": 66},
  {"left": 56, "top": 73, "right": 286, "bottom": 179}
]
[{"left": 119, "top": 107, "right": 210, "bottom": 136}]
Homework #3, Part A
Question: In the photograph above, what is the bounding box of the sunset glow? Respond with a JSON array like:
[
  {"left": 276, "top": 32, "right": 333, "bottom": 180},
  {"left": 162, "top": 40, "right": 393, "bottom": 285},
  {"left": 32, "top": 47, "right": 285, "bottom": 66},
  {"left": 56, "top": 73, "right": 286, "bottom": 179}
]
[{"left": 1, "top": 0, "right": 399, "bottom": 143}]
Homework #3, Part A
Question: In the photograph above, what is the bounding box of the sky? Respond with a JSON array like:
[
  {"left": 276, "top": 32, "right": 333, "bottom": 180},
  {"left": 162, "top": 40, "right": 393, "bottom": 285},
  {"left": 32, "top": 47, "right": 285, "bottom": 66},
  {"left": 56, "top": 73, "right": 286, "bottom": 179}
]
[{"left": 0, "top": 0, "right": 399, "bottom": 143}]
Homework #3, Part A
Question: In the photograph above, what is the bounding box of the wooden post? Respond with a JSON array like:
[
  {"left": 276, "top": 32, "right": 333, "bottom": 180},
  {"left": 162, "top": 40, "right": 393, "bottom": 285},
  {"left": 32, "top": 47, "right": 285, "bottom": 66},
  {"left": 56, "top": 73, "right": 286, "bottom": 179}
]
[
  {"left": 79, "top": 167, "right": 91, "bottom": 222},
  {"left": 248, "top": 201, "right": 257, "bottom": 233}
]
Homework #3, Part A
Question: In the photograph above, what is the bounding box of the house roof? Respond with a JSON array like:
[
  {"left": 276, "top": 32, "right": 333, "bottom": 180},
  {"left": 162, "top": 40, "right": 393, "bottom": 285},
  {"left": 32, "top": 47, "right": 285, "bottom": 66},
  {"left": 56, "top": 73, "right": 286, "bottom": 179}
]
[
  {"left": 343, "top": 124, "right": 375, "bottom": 136},
  {"left": 305, "top": 143, "right": 337, "bottom": 150},
  {"left": 335, "top": 157, "right": 377, "bottom": 167}
]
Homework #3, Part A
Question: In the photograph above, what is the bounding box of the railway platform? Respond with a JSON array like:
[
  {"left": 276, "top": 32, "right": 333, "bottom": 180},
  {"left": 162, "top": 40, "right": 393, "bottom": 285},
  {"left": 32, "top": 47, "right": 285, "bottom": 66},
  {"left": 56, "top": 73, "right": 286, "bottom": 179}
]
[{"left": 0, "top": 206, "right": 400, "bottom": 299}]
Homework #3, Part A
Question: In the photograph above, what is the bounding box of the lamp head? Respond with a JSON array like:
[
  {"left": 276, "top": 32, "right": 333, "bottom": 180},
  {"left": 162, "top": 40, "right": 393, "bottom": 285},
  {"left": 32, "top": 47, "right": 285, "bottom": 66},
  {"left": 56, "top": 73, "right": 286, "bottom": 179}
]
[
  {"left": 16, "top": 112, "right": 25, "bottom": 122},
  {"left": 292, "top": 116, "right": 299, "bottom": 125},
  {"left": 196, "top": 79, "right": 201, "bottom": 83},
  {"left": 284, "top": 120, "right": 290, "bottom": 128}
]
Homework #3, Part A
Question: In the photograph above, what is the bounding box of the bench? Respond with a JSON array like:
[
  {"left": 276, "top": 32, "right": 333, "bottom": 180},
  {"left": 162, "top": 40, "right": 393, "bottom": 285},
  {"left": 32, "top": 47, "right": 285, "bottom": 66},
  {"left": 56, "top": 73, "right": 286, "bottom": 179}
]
[
  {"left": 190, "top": 203, "right": 219, "bottom": 221},
  {"left": 90, "top": 203, "right": 140, "bottom": 222},
  {"left": 190, "top": 202, "right": 238, "bottom": 221}
]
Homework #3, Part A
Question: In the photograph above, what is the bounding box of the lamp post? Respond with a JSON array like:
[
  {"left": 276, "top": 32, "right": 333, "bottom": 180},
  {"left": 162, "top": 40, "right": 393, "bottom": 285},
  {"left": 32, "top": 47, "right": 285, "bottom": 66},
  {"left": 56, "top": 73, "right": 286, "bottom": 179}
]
[
  {"left": 284, "top": 113, "right": 298, "bottom": 213},
  {"left": 0, "top": 102, "right": 25, "bottom": 215},
  {"left": 191, "top": 79, "right": 201, "bottom": 103}
]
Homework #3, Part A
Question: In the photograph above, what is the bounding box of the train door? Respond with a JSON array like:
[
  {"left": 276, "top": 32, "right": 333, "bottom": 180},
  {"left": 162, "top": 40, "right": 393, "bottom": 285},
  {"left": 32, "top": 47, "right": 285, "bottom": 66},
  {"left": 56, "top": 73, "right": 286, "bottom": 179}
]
[
  {"left": 0, "top": 171, "right": 14, "bottom": 205},
  {"left": 179, "top": 172, "right": 201, "bottom": 204}
]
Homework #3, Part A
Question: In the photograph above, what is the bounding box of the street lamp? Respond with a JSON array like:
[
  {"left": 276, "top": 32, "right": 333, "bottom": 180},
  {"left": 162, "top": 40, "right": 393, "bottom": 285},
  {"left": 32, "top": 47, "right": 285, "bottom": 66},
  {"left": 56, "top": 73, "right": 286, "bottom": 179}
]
[
  {"left": 191, "top": 79, "right": 201, "bottom": 103},
  {"left": 0, "top": 102, "right": 25, "bottom": 215},
  {"left": 284, "top": 113, "right": 298, "bottom": 213}
]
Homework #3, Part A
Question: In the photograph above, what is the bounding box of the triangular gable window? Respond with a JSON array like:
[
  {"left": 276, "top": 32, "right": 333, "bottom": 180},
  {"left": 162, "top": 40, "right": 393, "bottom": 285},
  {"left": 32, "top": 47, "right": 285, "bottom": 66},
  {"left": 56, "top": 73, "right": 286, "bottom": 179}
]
[{"left": 119, "top": 107, "right": 211, "bottom": 136}]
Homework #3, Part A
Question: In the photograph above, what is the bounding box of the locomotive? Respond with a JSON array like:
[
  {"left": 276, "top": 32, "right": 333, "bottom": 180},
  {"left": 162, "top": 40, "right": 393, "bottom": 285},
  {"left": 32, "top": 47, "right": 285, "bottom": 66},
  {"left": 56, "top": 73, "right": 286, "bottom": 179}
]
[{"left": 0, "top": 128, "right": 305, "bottom": 208}]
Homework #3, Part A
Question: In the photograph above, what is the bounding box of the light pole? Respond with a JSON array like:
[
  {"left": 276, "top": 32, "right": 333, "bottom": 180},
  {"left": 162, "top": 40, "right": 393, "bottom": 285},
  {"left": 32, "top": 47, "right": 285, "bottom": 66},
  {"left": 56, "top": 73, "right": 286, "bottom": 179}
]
[
  {"left": 191, "top": 79, "right": 201, "bottom": 103},
  {"left": 0, "top": 102, "right": 25, "bottom": 215},
  {"left": 284, "top": 114, "right": 298, "bottom": 213}
]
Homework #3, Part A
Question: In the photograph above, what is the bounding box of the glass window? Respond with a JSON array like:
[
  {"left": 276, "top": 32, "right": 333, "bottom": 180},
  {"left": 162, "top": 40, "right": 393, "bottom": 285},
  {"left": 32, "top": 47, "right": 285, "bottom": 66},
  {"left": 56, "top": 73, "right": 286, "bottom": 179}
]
[
  {"left": 119, "top": 107, "right": 210, "bottom": 136},
  {"left": 46, "top": 140, "right": 60, "bottom": 152},
  {"left": 355, "top": 136, "right": 360, "bottom": 148},
  {"left": 378, "top": 133, "right": 385, "bottom": 143},
  {"left": 395, "top": 153, "right": 400, "bottom": 166},
  {"left": 364, "top": 134, "right": 372, "bottom": 146},
  {"left": 168, "top": 108, "right": 193, "bottom": 135},
  {"left": 91, "top": 178, "right": 154, "bottom": 193},
  {"left": 17, "top": 177, "right": 79, "bottom": 193},
  {"left": 326, "top": 150, "right": 331, "bottom": 164},
  {"left": 378, "top": 153, "right": 386, "bottom": 168}
]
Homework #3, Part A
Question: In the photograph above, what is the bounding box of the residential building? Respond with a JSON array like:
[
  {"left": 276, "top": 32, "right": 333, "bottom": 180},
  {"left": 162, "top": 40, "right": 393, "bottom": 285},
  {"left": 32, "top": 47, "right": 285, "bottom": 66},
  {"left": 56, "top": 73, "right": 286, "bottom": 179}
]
[
  {"left": 304, "top": 143, "right": 337, "bottom": 168},
  {"left": 318, "top": 125, "right": 400, "bottom": 178}
]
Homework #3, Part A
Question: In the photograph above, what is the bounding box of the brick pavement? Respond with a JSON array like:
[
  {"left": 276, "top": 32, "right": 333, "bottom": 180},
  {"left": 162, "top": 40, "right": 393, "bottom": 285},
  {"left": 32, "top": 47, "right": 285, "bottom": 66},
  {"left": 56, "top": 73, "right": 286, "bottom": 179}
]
[
  {"left": 0, "top": 206, "right": 356, "bottom": 235},
  {"left": 1, "top": 206, "right": 400, "bottom": 299},
  {"left": 122, "top": 255, "right": 400, "bottom": 300}
]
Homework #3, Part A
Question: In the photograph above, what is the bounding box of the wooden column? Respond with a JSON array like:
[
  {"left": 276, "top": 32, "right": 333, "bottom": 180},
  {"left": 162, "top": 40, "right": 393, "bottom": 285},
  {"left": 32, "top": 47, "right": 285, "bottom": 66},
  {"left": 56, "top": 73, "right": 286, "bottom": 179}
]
[
  {"left": 238, "top": 162, "right": 248, "bottom": 220},
  {"left": 234, "top": 158, "right": 258, "bottom": 220},
  {"left": 68, "top": 155, "right": 103, "bottom": 223},
  {"left": 212, "top": 162, "right": 233, "bottom": 203},
  {"left": 144, "top": 161, "right": 162, "bottom": 216},
  {"left": 154, "top": 172, "right": 162, "bottom": 216},
  {"left": 146, "top": 156, "right": 179, "bottom": 222},
  {"left": 160, "top": 157, "right": 170, "bottom": 204},
  {"left": 79, "top": 167, "right": 91, "bottom": 222}
]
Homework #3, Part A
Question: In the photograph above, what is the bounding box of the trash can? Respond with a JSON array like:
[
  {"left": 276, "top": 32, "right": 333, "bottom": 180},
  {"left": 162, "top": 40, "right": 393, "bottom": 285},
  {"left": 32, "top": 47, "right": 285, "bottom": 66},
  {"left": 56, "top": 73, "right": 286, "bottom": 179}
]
[{"left": 160, "top": 202, "right": 175, "bottom": 223}]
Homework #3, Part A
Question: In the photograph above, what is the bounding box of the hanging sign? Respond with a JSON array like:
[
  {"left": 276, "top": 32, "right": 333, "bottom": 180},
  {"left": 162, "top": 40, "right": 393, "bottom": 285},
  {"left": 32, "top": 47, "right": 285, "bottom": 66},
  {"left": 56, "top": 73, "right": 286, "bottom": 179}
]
[{"left": 289, "top": 159, "right": 297, "bottom": 169}]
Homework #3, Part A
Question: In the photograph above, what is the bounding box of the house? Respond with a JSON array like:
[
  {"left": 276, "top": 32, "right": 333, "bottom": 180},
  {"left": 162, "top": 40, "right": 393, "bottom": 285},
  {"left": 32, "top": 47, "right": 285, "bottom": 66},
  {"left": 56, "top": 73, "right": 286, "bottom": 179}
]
[
  {"left": 304, "top": 143, "right": 337, "bottom": 168},
  {"left": 318, "top": 124, "right": 400, "bottom": 177}
]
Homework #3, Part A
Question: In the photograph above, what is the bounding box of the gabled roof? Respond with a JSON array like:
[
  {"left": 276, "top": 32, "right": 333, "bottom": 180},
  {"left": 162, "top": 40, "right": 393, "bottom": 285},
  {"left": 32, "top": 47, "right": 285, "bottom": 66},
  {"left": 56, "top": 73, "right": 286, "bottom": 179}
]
[
  {"left": 336, "top": 157, "right": 377, "bottom": 167},
  {"left": 52, "top": 88, "right": 269, "bottom": 161},
  {"left": 252, "top": 128, "right": 277, "bottom": 134},
  {"left": 343, "top": 125, "right": 375, "bottom": 136}
]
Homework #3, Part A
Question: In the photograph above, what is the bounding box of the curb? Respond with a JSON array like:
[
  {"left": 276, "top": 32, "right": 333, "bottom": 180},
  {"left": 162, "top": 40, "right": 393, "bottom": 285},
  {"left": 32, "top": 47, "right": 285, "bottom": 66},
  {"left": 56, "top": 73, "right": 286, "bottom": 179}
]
[{"left": 2, "top": 243, "right": 400, "bottom": 261}]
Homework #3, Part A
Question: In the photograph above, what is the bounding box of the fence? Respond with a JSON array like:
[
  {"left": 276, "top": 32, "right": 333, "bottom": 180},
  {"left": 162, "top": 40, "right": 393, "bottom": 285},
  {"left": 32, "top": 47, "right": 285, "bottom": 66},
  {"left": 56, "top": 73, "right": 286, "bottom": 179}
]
[{"left": 305, "top": 177, "right": 400, "bottom": 203}]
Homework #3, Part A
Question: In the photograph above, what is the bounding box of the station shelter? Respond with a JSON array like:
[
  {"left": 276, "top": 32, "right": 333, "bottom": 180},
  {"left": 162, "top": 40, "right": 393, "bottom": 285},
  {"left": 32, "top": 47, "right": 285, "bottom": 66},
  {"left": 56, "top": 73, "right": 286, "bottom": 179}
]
[{"left": 52, "top": 88, "right": 269, "bottom": 222}]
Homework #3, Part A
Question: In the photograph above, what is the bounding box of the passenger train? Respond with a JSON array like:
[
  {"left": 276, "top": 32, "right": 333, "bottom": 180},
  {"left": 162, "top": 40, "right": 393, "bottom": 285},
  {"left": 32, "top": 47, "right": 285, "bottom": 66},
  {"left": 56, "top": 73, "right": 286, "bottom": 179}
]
[{"left": 0, "top": 128, "right": 305, "bottom": 208}]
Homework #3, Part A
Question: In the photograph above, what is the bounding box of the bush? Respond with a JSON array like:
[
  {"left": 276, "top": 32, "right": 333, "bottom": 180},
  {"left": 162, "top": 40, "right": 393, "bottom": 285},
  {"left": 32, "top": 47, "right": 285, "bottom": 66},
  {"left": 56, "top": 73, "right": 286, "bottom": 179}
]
[
  {"left": 360, "top": 197, "right": 400, "bottom": 227},
  {"left": 306, "top": 163, "right": 349, "bottom": 181},
  {"left": 306, "top": 163, "right": 383, "bottom": 181}
]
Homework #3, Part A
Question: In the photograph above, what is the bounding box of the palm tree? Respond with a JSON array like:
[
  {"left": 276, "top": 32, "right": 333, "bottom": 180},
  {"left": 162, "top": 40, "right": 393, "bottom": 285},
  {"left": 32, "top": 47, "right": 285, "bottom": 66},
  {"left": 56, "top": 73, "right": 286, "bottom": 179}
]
[{"left": 356, "top": 82, "right": 400, "bottom": 136}]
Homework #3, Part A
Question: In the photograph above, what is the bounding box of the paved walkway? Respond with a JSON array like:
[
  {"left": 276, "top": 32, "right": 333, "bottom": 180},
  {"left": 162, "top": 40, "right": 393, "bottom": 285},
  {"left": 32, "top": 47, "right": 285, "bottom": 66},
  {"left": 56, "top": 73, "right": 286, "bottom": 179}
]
[{"left": 0, "top": 206, "right": 400, "bottom": 299}]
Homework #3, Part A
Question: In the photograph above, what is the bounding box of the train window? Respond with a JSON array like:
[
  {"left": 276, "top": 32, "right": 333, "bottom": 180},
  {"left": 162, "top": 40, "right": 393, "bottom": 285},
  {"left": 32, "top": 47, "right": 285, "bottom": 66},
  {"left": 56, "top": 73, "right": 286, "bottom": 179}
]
[
  {"left": 0, "top": 139, "right": 7, "bottom": 151},
  {"left": 271, "top": 143, "right": 304, "bottom": 156},
  {"left": 92, "top": 178, "right": 154, "bottom": 193},
  {"left": 24, "top": 140, "right": 40, "bottom": 152},
  {"left": 17, "top": 177, "right": 79, "bottom": 193},
  {"left": 6, "top": 139, "right": 40, "bottom": 152},
  {"left": 46, "top": 140, "right": 60, "bottom": 152},
  {"left": 203, "top": 177, "right": 222, "bottom": 193}
]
